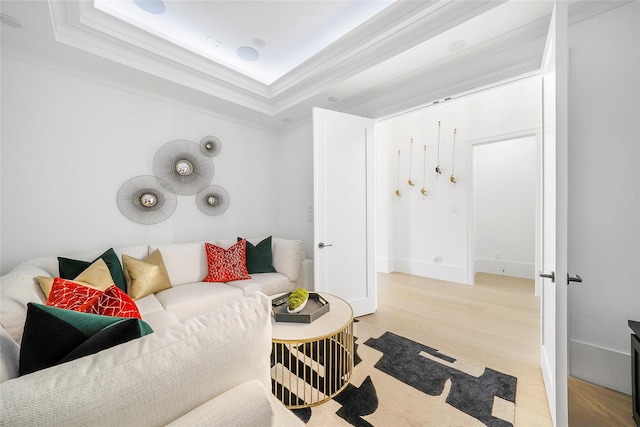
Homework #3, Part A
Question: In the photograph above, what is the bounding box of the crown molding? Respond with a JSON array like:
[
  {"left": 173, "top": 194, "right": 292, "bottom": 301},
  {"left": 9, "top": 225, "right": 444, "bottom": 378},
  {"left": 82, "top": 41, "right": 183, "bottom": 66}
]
[{"left": 47, "top": 1, "right": 505, "bottom": 118}]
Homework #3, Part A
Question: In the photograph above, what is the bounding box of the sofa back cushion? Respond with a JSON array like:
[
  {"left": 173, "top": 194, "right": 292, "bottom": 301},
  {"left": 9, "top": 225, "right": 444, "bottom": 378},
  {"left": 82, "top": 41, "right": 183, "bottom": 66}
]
[
  {"left": 148, "top": 242, "right": 208, "bottom": 286},
  {"left": 272, "top": 238, "right": 305, "bottom": 282},
  {"left": 216, "top": 238, "right": 305, "bottom": 282},
  {"left": 0, "top": 325, "right": 19, "bottom": 383},
  {"left": 0, "top": 272, "right": 48, "bottom": 344}
]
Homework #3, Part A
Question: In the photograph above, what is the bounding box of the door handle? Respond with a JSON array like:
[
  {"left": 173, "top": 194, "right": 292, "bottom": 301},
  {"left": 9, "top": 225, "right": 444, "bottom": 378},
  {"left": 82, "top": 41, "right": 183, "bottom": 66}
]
[
  {"left": 539, "top": 270, "right": 555, "bottom": 283},
  {"left": 318, "top": 242, "right": 333, "bottom": 249},
  {"left": 567, "top": 274, "right": 582, "bottom": 284}
]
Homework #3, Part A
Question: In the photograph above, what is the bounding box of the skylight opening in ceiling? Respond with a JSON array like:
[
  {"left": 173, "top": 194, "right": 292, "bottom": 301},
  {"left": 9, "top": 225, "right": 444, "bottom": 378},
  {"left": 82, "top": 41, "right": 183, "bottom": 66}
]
[{"left": 94, "top": 0, "right": 396, "bottom": 85}]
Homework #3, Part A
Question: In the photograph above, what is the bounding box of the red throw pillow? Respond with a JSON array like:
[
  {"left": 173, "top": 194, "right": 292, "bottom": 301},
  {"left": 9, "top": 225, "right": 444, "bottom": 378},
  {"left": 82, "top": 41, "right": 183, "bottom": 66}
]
[
  {"left": 46, "top": 278, "right": 102, "bottom": 312},
  {"left": 46, "top": 278, "right": 141, "bottom": 319},
  {"left": 89, "top": 285, "right": 142, "bottom": 319},
  {"left": 203, "top": 240, "right": 251, "bottom": 282}
]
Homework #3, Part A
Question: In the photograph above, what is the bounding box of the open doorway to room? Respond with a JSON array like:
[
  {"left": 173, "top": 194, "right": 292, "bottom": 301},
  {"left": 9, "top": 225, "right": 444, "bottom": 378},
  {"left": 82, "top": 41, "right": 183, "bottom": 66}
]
[{"left": 468, "top": 133, "right": 538, "bottom": 294}]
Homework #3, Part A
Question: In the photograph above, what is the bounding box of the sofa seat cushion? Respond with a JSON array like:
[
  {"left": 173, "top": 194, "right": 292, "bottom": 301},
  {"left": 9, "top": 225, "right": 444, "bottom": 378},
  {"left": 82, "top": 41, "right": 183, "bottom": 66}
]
[
  {"left": 155, "top": 282, "right": 243, "bottom": 321},
  {"left": 134, "top": 293, "right": 165, "bottom": 316},
  {"left": 141, "top": 310, "right": 180, "bottom": 332},
  {"left": 226, "top": 273, "right": 295, "bottom": 297}
]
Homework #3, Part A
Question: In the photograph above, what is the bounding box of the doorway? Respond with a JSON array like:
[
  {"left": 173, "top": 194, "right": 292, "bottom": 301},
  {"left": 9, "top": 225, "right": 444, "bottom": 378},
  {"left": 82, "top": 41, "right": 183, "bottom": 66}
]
[{"left": 468, "top": 132, "right": 539, "bottom": 294}]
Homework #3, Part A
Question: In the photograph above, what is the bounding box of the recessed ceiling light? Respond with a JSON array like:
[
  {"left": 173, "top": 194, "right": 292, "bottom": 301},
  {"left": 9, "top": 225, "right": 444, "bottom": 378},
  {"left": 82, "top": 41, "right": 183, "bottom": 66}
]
[
  {"left": 328, "top": 96, "right": 339, "bottom": 102},
  {"left": 447, "top": 39, "right": 466, "bottom": 52},
  {"left": 133, "top": 0, "right": 166, "bottom": 15},
  {"left": 0, "top": 13, "right": 23, "bottom": 29},
  {"left": 282, "top": 118, "right": 291, "bottom": 123},
  {"left": 237, "top": 46, "right": 259, "bottom": 62}
]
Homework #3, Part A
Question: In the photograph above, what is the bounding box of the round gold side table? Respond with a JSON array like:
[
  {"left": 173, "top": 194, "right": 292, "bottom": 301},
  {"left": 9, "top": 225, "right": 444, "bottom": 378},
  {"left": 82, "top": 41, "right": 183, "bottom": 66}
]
[{"left": 271, "top": 293, "right": 354, "bottom": 408}]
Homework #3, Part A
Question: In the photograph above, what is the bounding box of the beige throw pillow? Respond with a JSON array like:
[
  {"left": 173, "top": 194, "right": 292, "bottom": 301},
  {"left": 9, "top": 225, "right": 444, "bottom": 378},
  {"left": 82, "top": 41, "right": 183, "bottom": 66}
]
[
  {"left": 37, "top": 258, "right": 115, "bottom": 297},
  {"left": 122, "top": 249, "right": 172, "bottom": 300}
]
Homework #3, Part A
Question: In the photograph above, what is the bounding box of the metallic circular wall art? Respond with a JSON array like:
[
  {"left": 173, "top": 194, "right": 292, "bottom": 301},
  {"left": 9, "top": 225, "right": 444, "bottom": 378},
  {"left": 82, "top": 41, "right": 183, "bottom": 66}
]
[
  {"left": 199, "top": 135, "right": 222, "bottom": 157},
  {"left": 117, "top": 175, "right": 177, "bottom": 224},
  {"left": 153, "top": 139, "right": 214, "bottom": 195},
  {"left": 196, "top": 185, "right": 230, "bottom": 216}
]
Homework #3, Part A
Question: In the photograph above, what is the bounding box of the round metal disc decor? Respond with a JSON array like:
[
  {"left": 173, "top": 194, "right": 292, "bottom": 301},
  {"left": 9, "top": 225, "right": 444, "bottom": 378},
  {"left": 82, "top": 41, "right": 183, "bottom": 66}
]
[
  {"left": 199, "top": 135, "right": 222, "bottom": 157},
  {"left": 196, "top": 185, "right": 230, "bottom": 216},
  {"left": 153, "top": 139, "right": 214, "bottom": 195},
  {"left": 117, "top": 175, "right": 177, "bottom": 224}
]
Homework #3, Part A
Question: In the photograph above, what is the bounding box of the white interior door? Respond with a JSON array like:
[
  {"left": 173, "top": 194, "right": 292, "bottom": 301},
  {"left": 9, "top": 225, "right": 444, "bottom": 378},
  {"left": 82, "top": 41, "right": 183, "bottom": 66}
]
[
  {"left": 313, "top": 107, "right": 376, "bottom": 317},
  {"left": 539, "top": 2, "right": 569, "bottom": 426}
]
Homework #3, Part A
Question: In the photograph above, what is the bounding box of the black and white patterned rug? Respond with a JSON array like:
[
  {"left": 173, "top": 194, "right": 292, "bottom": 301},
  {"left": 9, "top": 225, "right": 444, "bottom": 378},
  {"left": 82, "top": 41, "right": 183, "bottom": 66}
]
[{"left": 274, "top": 321, "right": 517, "bottom": 427}]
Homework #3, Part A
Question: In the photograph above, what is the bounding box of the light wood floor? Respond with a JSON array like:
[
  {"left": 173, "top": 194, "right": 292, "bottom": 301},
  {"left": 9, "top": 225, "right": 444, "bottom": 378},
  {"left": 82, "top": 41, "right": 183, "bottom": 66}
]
[{"left": 357, "top": 272, "right": 633, "bottom": 427}]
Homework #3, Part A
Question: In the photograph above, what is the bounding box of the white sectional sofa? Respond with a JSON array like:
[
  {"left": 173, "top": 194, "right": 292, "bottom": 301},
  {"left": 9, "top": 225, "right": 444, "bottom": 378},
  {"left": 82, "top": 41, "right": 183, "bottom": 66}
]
[{"left": 0, "top": 238, "right": 309, "bottom": 426}]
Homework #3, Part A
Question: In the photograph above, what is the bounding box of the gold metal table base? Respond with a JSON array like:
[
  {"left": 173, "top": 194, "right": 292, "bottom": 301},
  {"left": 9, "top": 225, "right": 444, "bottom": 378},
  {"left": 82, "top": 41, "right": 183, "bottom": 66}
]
[{"left": 271, "top": 319, "right": 354, "bottom": 408}]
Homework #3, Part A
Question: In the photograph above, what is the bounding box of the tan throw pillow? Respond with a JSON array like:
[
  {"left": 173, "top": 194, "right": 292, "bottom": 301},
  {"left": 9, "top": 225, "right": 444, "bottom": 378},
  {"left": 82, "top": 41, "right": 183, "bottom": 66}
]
[
  {"left": 122, "top": 249, "right": 172, "bottom": 300},
  {"left": 74, "top": 258, "right": 115, "bottom": 289},
  {"left": 37, "top": 258, "right": 115, "bottom": 297}
]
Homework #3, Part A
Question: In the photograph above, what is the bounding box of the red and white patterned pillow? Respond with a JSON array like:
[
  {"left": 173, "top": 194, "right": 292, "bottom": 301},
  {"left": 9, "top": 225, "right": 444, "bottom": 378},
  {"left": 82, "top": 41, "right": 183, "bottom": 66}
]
[
  {"left": 46, "top": 278, "right": 102, "bottom": 312},
  {"left": 203, "top": 240, "right": 251, "bottom": 282},
  {"left": 46, "top": 278, "right": 141, "bottom": 319},
  {"left": 88, "top": 285, "right": 141, "bottom": 319}
]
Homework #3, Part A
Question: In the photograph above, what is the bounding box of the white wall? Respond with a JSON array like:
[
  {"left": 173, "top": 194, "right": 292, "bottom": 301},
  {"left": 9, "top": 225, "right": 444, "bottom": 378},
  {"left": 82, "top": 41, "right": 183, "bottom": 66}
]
[
  {"left": 276, "top": 122, "right": 314, "bottom": 259},
  {"left": 567, "top": 1, "right": 640, "bottom": 394},
  {"left": 473, "top": 136, "right": 536, "bottom": 279},
  {"left": 375, "top": 77, "right": 541, "bottom": 283},
  {"left": 0, "top": 57, "right": 280, "bottom": 274}
]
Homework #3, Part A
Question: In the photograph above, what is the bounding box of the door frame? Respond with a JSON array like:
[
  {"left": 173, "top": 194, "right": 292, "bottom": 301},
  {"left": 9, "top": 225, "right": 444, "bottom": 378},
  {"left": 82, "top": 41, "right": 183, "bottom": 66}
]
[
  {"left": 466, "top": 128, "right": 542, "bottom": 297},
  {"left": 312, "top": 108, "right": 377, "bottom": 317}
]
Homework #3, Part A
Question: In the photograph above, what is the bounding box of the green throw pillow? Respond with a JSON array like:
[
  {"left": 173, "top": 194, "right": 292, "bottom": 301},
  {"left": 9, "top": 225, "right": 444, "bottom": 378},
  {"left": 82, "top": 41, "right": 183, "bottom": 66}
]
[
  {"left": 19, "top": 303, "right": 153, "bottom": 376},
  {"left": 58, "top": 248, "right": 127, "bottom": 292},
  {"left": 237, "top": 236, "right": 276, "bottom": 274}
]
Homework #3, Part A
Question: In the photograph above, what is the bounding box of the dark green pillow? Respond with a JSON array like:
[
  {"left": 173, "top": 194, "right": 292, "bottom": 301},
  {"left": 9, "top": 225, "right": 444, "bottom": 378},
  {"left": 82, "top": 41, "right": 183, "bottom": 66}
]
[
  {"left": 237, "top": 236, "right": 276, "bottom": 274},
  {"left": 58, "top": 248, "right": 127, "bottom": 292},
  {"left": 19, "top": 303, "right": 153, "bottom": 376}
]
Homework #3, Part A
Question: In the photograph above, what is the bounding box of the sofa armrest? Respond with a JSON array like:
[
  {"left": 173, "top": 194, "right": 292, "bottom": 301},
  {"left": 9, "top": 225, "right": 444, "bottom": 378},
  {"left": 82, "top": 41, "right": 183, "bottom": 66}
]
[
  {"left": 0, "top": 294, "right": 273, "bottom": 427},
  {"left": 166, "top": 380, "right": 275, "bottom": 427}
]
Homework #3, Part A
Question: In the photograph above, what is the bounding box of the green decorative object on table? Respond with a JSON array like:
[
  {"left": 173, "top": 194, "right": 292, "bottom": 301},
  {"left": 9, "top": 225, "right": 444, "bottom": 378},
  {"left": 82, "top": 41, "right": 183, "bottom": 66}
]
[{"left": 287, "top": 288, "right": 309, "bottom": 313}]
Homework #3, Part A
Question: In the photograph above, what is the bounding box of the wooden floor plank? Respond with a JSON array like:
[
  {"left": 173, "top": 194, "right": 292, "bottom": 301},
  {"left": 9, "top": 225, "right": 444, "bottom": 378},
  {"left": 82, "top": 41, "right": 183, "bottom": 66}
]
[{"left": 355, "top": 272, "right": 632, "bottom": 426}]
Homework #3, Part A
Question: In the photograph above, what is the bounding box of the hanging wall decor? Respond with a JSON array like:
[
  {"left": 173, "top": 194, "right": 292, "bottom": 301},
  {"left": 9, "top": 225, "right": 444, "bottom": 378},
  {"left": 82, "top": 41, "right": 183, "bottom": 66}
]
[
  {"left": 196, "top": 185, "right": 230, "bottom": 216},
  {"left": 153, "top": 139, "right": 214, "bottom": 195},
  {"left": 420, "top": 145, "right": 427, "bottom": 197},
  {"left": 395, "top": 149, "right": 401, "bottom": 197},
  {"left": 117, "top": 175, "right": 177, "bottom": 224},
  {"left": 407, "top": 138, "right": 415, "bottom": 187},
  {"left": 450, "top": 128, "right": 457, "bottom": 184},
  {"left": 435, "top": 121, "right": 442, "bottom": 176},
  {"left": 199, "top": 135, "right": 222, "bottom": 157}
]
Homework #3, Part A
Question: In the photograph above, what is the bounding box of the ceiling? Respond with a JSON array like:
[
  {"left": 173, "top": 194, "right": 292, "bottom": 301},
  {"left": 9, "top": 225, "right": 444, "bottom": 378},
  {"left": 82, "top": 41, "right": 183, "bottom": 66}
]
[
  {"left": 94, "top": 0, "right": 397, "bottom": 85},
  {"left": 0, "top": 1, "right": 621, "bottom": 130}
]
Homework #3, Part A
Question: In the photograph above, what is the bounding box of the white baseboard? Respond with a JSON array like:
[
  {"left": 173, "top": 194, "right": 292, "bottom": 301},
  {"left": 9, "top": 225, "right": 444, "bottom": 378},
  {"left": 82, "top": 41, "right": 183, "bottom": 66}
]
[
  {"left": 474, "top": 258, "right": 534, "bottom": 279},
  {"left": 392, "top": 258, "right": 468, "bottom": 284},
  {"left": 376, "top": 257, "right": 393, "bottom": 273},
  {"left": 570, "top": 339, "right": 631, "bottom": 394}
]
